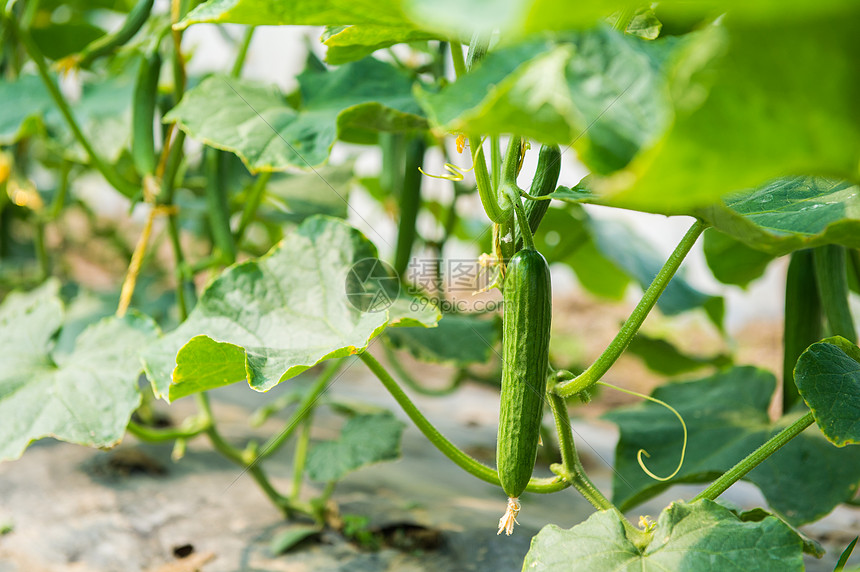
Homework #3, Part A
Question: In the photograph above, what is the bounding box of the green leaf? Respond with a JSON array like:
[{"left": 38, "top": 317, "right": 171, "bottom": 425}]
[
  {"left": 523, "top": 500, "right": 803, "bottom": 571},
  {"left": 794, "top": 336, "right": 860, "bottom": 447},
  {"left": 702, "top": 229, "right": 775, "bottom": 288},
  {"left": 416, "top": 28, "right": 678, "bottom": 174},
  {"left": 165, "top": 59, "right": 425, "bottom": 172},
  {"left": 604, "top": 367, "right": 860, "bottom": 524},
  {"left": 178, "top": 0, "right": 409, "bottom": 30},
  {"left": 588, "top": 217, "right": 723, "bottom": 323},
  {"left": 31, "top": 21, "right": 106, "bottom": 60},
  {"left": 264, "top": 163, "right": 354, "bottom": 222},
  {"left": 404, "top": 0, "right": 859, "bottom": 39},
  {"left": 599, "top": 15, "right": 860, "bottom": 213},
  {"left": 386, "top": 313, "right": 500, "bottom": 365},
  {"left": 141, "top": 216, "right": 438, "bottom": 401},
  {"left": 269, "top": 525, "right": 320, "bottom": 555},
  {"left": 733, "top": 507, "right": 824, "bottom": 557},
  {"left": 699, "top": 178, "right": 860, "bottom": 256},
  {"left": 627, "top": 331, "right": 731, "bottom": 376},
  {"left": 0, "top": 280, "right": 158, "bottom": 461},
  {"left": 322, "top": 25, "right": 439, "bottom": 65},
  {"left": 0, "top": 75, "right": 53, "bottom": 144},
  {"left": 306, "top": 412, "right": 404, "bottom": 482}
]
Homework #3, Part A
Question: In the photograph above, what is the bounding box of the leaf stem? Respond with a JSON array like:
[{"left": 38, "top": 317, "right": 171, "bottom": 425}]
[
  {"left": 205, "top": 149, "right": 237, "bottom": 265},
  {"left": 555, "top": 219, "right": 707, "bottom": 397},
  {"left": 230, "top": 25, "right": 255, "bottom": 78},
  {"left": 451, "top": 39, "right": 507, "bottom": 223},
  {"left": 258, "top": 358, "right": 345, "bottom": 460},
  {"left": 360, "top": 351, "right": 567, "bottom": 493},
  {"left": 290, "top": 418, "right": 312, "bottom": 502},
  {"left": 546, "top": 390, "right": 614, "bottom": 511},
  {"left": 127, "top": 418, "right": 207, "bottom": 442},
  {"left": 233, "top": 171, "right": 271, "bottom": 246},
  {"left": 10, "top": 18, "right": 137, "bottom": 197},
  {"left": 693, "top": 411, "right": 815, "bottom": 502}
]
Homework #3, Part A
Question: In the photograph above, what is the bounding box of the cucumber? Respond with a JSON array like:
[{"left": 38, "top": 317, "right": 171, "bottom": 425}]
[
  {"left": 131, "top": 50, "right": 162, "bottom": 176},
  {"left": 78, "top": 0, "right": 155, "bottom": 69},
  {"left": 497, "top": 247, "right": 552, "bottom": 523},
  {"left": 514, "top": 144, "right": 561, "bottom": 251},
  {"left": 782, "top": 250, "right": 822, "bottom": 411}
]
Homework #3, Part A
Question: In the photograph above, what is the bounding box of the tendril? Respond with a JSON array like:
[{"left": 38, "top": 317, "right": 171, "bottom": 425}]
[
  {"left": 597, "top": 381, "right": 687, "bottom": 482},
  {"left": 418, "top": 162, "right": 475, "bottom": 182}
]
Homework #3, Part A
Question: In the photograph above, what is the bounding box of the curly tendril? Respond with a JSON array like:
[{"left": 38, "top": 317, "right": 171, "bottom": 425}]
[{"left": 597, "top": 381, "right": 687, "bottom": 482}]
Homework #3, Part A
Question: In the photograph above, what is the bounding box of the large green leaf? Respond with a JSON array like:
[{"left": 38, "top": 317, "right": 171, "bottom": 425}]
[
  {"left": 322, "top": 25, "right": 439, "bottom": 65},
  {"left": 177, "top": 0, "right": 409, "bottom": 29},
  {"left": 604, "top": 367, "right": 860, "bottom": 524},
  {"left": 523, "top": 500, "right": 803, "bottom": 571},
  {"left": 0, "top": 280, "right": 158, "bottom": 461},
  {"left": 626, "top": 331, "right": 730, "bottom": 376},
  {"left": 0, "top": 72, "right": 132, "bottom": 159},
  {"left": 588, "top": 216, "right": 723, "bottom": 323},
  {"left": 386, "top": 313, "right": 500, "bottom": 365},
  {"left": 700, "top": 178, "right": 860, "bottom": 256},
  {"left": 599, "top": 15, "right": 860, "bottom": 213},
  {"left": 416, "top": 28, "right": 678, "bottom": 174},
  {"left": 702, "top": 229, "right": 775, "bottom": 288},
  {"left": 180, "top": 0, "right": 857, "bottom": 38},
  {"left": 795, "top": 337, "right": 860, "bottom": 447},
  {"left": 165, "top": 59, "right": 425, "bottom": 172},
  {"left": 0, "top": 75, "right": 54, "bottom": 144},
  {"left": 532, "top": 205, "right": 721, "bottom": 321},
  {"left": 306, "top": 412, "right": 404, "bottom": 482},
  {"left": 141, "top": 216, "right": 438, "bottom": 401}
]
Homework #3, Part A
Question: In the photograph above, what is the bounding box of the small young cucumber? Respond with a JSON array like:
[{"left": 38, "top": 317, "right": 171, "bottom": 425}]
[
  {"left": 78, "top": 0, "right": 155, "bottom": 68},
  {"left": 497, "top": 247, "right": 552, "bottom": 504}
]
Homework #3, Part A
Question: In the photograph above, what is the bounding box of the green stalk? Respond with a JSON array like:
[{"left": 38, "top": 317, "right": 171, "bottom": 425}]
[
  {"left": 555, "top": 219, "right": 707, "bottom": 397},
  {"left": 290, "top": 418, "right": 313, "bottom": 502},
  {"left": 394, "top": 136, "right": 425, "bottom": 276},
  {"left": 205, "top": 149, "right": 237, "bottom": 264},
  {"left": 814, "top": 245, "right": 857, "bottom": 343},
  {"left": 233, "top": 171, "right": 271, "bottom": 246},
  {"left": 693, "top": 411, "right": 814, "bottom": 501},
  {"left": 360, "top": 351, "right": 567, "bottom": 493},
  {"left": 382, "top": 342, "right": 464, "bottom": 396},
  {"left": 127, "top": 418, "right": 208, "bottom": 442},
  {"left": 11, "top": 19, "right": 137, "bottom": 198},
  {"left": 259, "top": 358, "right": 344, "bottom": 460},
  {"left": 783, "top": 250, "right": 822, "bottom": 411},
  {"left": 490, "top": 135, "right": 502, "bottom": 189},
  {"left": 230, "top": 26, "right": 256, "bottom": 78},
  {"left": 450, "top": 40, "right": 507, "bottom": 223},
  {"left": 546, "top": 391, "right": 613, "bottom": 511}
]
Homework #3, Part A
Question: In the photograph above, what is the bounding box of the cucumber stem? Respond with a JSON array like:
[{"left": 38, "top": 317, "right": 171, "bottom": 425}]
[
  {"left": 360, "top": 351, "right": 568, "bottom": 494},
  {"left": 555, "top": 219, "right": 707, "bottom": 398},
  {"left": 693, "top": 411, "right": 815, "bottom": 502}
]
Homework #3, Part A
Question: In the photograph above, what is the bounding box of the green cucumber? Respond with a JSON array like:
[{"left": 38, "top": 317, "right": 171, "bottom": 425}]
[
  {"left": 514, "top": 144, "right": 561, "bottom": 251},
  {"left": 497, "top": 247, "right": 552, "bottom": 505},
  {"left": 814, "top": 244, "right": 857, "bottom": 343},
  {"left": 131, "top": 50, "right": 161, "bottom": 176},
  {"left": 782, "top": 250, "right": 822, "bottom": 411},
  {"left": 78, "top": 0, "right": 155, "bottom": 68}
]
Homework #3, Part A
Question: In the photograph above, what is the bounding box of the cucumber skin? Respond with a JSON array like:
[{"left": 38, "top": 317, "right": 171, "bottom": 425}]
[{"left": 497, "top": 248, "right": 552, "bottom": 499}]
